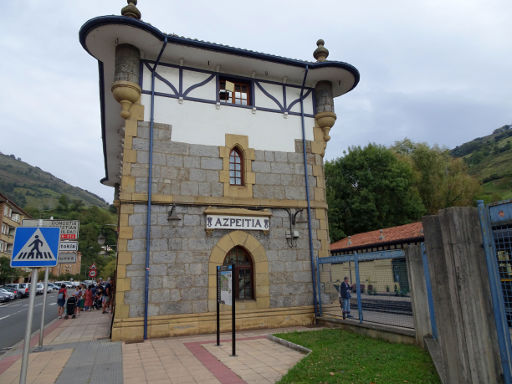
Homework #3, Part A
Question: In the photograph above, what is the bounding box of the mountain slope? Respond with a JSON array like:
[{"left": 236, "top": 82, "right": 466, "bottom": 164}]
[
  {"left": 0, "top": 152, "right": 108, "bottom": 209},
  {"left": 450, "top": 124, "right": 512, "bottom": 201}
]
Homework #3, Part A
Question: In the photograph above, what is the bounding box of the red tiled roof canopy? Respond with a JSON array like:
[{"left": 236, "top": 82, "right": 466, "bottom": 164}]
[{"left": 330, "top": 222, "right": 423, "bottom": 251}]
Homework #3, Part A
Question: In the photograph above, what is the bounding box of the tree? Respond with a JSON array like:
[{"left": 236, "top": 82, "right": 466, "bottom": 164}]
[
  {"left": 392, "top": 139, "right": 480, "bottom": 214},
  {"left": 0, "top": 257, "right": 22, "bottom": 284},
  {"left": 325, "top": 144, "right": 425, "bottom": 241}
]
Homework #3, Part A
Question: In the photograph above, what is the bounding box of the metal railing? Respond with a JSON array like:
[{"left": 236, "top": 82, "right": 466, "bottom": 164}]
[{"left": 317, "top": 249, "right": 414, "bottom": 329}]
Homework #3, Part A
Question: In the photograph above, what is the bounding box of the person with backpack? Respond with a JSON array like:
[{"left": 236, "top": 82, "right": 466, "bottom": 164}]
[{"left": 57, "top": 284, "right": 66, "bottom": 319}]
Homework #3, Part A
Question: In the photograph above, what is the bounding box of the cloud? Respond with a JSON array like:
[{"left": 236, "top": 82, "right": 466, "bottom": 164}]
[{"left": 1, "top": 0, "right": 511, "bottom": 203}]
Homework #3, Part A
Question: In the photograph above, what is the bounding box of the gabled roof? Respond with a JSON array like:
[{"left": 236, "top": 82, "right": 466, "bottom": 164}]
[
  {"left": 79, "top": 15, "right": 360, "bottom": 187},
  {"left": 0, "top": 192, "right": 30, "bottom": 217},
  {"left": 330, "top": 222, "right": 423, "bottom": 252}
]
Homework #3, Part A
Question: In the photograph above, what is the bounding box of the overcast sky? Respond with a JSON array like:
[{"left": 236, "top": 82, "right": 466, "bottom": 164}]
[{"left": 1, "top": 0, "right": 510, "bottom": 204}]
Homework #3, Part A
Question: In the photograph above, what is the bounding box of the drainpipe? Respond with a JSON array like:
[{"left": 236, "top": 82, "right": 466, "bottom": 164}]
[
  {"left": 299, "top": 65, "right": 319, "bottom": 317},
  {"left": 144, "top": 37, "right": 168, "bottom": 340}
]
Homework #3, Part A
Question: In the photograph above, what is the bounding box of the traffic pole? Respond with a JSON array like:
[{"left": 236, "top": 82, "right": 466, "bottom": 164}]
[
  {"left": 38, "top": 267, "right": 50, "bottom": 348},
  {"left": 19, "top": 268, "right": 38, "bottom": 384}
]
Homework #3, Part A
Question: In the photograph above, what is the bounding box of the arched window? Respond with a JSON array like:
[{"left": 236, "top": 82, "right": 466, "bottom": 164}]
[
  {"left": 229, "top": 148, "right": 243, "bottom": 185},
  {"left": 223, "top": 246, "right": 253, "bottom": 300}
]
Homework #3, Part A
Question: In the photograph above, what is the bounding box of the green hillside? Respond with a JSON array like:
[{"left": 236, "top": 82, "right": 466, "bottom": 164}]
[
  {"left": 0, "top": 152, "right": 108, "bottom": 210},
  {"left": 450, "top": 124, "right": 512, "bottom": 202}
]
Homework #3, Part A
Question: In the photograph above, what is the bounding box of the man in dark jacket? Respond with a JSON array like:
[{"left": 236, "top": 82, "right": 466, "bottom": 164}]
[{"left": 339, "top": 276, "right": 353, "bottom": 319}]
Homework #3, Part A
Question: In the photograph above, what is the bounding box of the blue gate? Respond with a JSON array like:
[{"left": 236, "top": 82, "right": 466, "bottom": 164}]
[{"left": 478, "top": 199, "right": 512, "bottom": 384}]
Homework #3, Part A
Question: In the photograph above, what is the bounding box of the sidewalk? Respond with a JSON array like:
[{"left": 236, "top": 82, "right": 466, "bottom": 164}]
[{"left": 0, "top": 309, "right": 316, "bottom": 384}]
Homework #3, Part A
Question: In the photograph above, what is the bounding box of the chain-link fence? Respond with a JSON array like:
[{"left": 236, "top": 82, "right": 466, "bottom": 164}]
[{"left": 317, "top": 250, "right": 414, "bottom": 329}]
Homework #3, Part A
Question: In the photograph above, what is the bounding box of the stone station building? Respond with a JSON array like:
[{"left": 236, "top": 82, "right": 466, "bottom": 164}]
[{"left": 80, "top": 1, "right": 359, "bottom": 341}]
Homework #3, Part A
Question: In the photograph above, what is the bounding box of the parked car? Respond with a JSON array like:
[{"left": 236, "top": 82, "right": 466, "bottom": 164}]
[
  {"left": 4, "top": 283, "right": 29, "bottom": 298},
  {"left": 0, "top": 288, "right": 15, "bottom": 301},
  {"left": 47, "top": 283, "right": 59, "bottom": 291},
  {"left": 2, "top": 286, "right": 21, "bottom": 299},
  {"left": 0, "top": 291, "right": 10, "bottom": 303},
  {"left": 34, "top": 283, "right": 45, "bottom": 295}
]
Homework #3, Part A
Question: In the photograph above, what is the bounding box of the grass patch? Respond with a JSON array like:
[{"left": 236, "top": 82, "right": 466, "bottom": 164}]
[{"left": 274, "top": 329, "right": 440, "bottom": 384}]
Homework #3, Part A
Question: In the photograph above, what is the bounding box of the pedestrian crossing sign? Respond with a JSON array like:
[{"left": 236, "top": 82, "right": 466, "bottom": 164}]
[{"left": 11, "top": 227, "right": 60, "bottom": 267}]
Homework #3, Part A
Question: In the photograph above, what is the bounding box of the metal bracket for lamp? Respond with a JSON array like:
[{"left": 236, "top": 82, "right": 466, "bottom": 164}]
[
  {"left": 167, "top": 203, "right": 181, "bottom": 222},
  {"left": 284, "top": 208, "right": 304, "bottom": 248}
]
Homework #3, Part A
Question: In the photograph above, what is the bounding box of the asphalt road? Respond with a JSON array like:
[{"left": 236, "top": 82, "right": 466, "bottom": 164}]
[{"left": 0, "top": 291, "right": 59, "bottom": 355}]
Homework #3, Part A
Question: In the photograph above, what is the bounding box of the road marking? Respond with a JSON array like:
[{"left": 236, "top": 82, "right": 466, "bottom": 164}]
[{"left": 0, "top": 315, "right": 9, "bottom": 321}]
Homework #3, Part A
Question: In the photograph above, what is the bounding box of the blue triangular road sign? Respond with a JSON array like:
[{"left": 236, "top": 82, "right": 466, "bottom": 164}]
[{"left": 11, "top": 227, "right": 60, "bottom": 267}]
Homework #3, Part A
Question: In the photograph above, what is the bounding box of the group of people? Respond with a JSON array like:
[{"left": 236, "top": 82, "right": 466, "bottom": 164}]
[{"left": 57, "top": 279, "right": 112, "bottom": 319}]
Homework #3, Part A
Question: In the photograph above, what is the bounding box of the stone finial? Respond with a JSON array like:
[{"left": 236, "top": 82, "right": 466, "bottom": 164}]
[
  {"left": 313, "top": 39, "right": 329, "bottom": 62},
  {"left": 121, "top": 0, "right": 141, "bottom": 19}
]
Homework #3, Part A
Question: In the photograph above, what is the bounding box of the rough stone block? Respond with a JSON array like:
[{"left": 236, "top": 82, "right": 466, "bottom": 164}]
[
  {"left": 153, "top": 152, "right": 166, "bottom": 166},
  {"left": 183, "top": 156, "right": 200, "bottom": 168},
  {"left": 264, "top": 151, "right": 275, "bottom": 162},
  {"left": 211, "top": 183, "right": 223, "bottom": 197},
  {"left": 181, "top": 287, "right": 205, "bottom": 300},
  {"left": 149, "top": 264, "right": 168, "bottom": 276},
  {"left": 287, "top": 152, "right": 303, "bottom": 163},
  {"left": 169, "top": 141, "right": 189, "bottom": 155},
  {"left": 192, "top": 301, "right": 208, "bottom": 313},
  {"left": 189, "top": 168, "right": 206, "bottom": 182},
  {"left": 167, "top": 155, "right": 184, "bottom": 167},
  {"left": 255, "top": 173, "right": 280, "bottom": 185},
  {"left": 274, "top": 151, "right": 288, "bottom": 162},
  {"left": 132, "top": 138, "right": 148, "bottom": 150},
  {"left": 254, "top": 151, "right": 265, "bottom": 161},
  {"left": 181, "top": 181, "right": 199, "bottom": 195},
  {"left": 198, "top": 183, "right": 211, "bottom": 196},
  {"left": 148, "top": 277, "right": 163, "bottom": 289},
  {"left": 127, "top": 239, "right": 145, "bottom": 252},
  {"left": 285, "top": 186, "right": 305, "bottom": 200},
  {"left": 271, "top": 162, "right": 292, "bottom": 174},
  {"left": 190, "top": 144, "right": 219, "bottom": 157},
  {"left": 150, "top": 238, "right": 168, "bottom": 251},
  {"left": 183, "top": 214, "right": 201, "bottom": 226},
  {"left": 252, "top": 161, "right": 271, "bottom": 173},
  {"left": 201, "top": 158, "right": 222, "bottom": 170}
]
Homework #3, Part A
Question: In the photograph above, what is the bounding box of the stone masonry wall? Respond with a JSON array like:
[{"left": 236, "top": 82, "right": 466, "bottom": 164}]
[
  {"left": 126, "top": 204, "right": 320, "bottom": 317},
  {"left": 124, "top": 121, "right": 323, "bottom": 318},
  {"left": 131, "top": 122, "right": 317, "bottom": 198}
]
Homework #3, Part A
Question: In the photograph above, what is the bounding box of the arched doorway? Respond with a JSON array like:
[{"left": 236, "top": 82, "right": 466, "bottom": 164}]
[
  {"left": 208, "top": 231, "right": 269, "bottom": 311},
  {"left": 224, "top": 246, "right": 253, "bottom": 300}
]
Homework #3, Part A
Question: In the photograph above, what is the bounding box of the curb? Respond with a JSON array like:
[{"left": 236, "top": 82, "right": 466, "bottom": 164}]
[{"left": 266, "top": 334, "right": 311, "bottom": 355}]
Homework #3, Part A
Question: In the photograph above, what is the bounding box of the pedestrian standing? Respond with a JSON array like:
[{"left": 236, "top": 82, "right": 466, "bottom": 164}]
[
  {"left": 102, "top": 278, "right": 111, "bottom": 314},
  {"left": 339, "top": 276, "right": 353, "bottom": 320},
  {"left": 57, "top": 284, "right": 66, "bottom": 319},
  {"left": 84, "top": 285, "right": 93, "bottom": 311}
]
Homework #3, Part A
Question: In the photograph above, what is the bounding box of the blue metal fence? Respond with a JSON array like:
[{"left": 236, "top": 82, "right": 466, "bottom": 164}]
[
  {"left": 317, "top": 249, "right": 414, "bottom": 329},
  {"left": 478, "top": 199, "right": 512, "bottom": 384}
]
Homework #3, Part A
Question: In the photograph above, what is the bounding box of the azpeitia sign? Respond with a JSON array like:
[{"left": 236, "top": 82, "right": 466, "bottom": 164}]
[{"left": 206, "top": 215, "right": 269, "bottom": 231}]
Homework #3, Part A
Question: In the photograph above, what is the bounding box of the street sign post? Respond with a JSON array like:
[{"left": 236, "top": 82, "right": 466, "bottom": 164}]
[
  {"left": 58, "top": 252, "right": 77, "bottom": 264},
  {"left": 216, "top": 264, "right": 236, "bottom": 356},
  {"left": 11, "top": 224, "right": 60, "bottom": 384},
  {"left": 59, "top": 241, "right": 78, "bottom": 251},
  {"left": 22, "top": 219, "right": 79, "bottom": 240},
  {"left": 11, "top": 227, "right": 60, "bottom": 267}
]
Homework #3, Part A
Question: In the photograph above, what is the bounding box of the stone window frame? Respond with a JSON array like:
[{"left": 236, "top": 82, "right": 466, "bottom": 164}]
[
  {"left": 208, "top": 230, "right": 269, "bottom": 312},
  {"left": 219, "top": 134, "right": 255, "bottom": 198}
]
